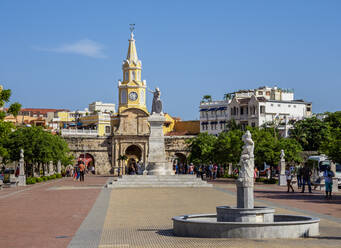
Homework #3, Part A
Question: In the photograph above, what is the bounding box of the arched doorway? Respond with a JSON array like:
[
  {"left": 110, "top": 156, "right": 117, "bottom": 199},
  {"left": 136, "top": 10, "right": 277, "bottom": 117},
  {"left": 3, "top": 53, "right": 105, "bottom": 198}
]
[
  {"left": 125, "top": 145, "right": 142, "bottom": 175},
  {"left": 78, "top": 153, "right": 95, "bottom": 174},
  {"left": 174, "top": 153, "right": 187, "bottom": 174}
]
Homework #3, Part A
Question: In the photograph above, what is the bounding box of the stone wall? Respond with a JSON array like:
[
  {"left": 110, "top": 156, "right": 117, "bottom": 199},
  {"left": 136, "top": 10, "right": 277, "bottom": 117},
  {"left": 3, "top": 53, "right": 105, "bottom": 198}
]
[
  {"left": 63, "top": 136, "right": 112, "bottom": 175},
  {"left": 64, "top": 135, "right": 195, "bottom": 175}
]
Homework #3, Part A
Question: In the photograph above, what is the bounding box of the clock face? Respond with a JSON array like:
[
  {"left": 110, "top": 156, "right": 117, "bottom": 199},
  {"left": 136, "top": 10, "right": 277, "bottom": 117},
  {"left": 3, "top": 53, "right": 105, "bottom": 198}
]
[{"left": 129, "top": 91, "right": 138, "bottom": 101}]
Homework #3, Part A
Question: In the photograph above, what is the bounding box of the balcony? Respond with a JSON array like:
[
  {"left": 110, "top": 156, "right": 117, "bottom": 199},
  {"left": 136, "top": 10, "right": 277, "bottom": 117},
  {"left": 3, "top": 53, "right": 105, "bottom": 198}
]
[{"left": 61, "top": 129, "right": 98, "bottom": 136}]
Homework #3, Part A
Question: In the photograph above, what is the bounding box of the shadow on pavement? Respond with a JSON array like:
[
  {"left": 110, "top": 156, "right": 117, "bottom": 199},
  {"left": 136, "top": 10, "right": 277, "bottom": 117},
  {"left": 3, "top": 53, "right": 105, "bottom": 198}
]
[{"left": 254, "top": 190, "right": 341, "bottom": 204}]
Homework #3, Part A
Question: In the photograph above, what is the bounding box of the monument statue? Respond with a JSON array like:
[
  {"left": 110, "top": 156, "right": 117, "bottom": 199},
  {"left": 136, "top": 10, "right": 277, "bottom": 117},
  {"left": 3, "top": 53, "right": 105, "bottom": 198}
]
[
  {"left": 148, "top": 87, "right": 163, "bottom": 114},
  {"left": 280, "top": 149, "right": 285, "bottom": 160},
  {"left": 237, "top": 130, "right": 254, "bottom": 187},
  {"left": 18, "top": 149, "right": 26, "bottom": 186},
  {"left": 278, "top": 149, "right": 286, "bottom": 186}
]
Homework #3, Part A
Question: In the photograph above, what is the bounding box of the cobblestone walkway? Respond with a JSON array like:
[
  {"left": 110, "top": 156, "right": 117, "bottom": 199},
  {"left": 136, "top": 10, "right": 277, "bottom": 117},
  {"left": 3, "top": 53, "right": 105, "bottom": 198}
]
[{"left": 93, "top": 186, "right": 341, "bottom": 248}]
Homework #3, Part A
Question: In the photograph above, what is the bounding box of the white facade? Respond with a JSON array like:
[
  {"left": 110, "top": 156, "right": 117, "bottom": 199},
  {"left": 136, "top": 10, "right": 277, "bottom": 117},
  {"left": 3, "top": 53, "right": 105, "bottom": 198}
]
[
  {"left": 199, "top": 100, "right": 230, "bottom": 135},
  {"left": 89, "top": 101, "right": 116, "bottom": 114},
  {"left": 199, "top": 86, "right": 312, "bottom": 137}
]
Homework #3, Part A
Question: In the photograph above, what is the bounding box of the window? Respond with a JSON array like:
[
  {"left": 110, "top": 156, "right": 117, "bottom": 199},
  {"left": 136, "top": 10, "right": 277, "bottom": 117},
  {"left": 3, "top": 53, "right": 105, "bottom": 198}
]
[
  {"left": 307, "top": 107, "right": 311, "bottom": 111},
  {"left": 251, "top": 122, "right": 256, "bottom": 127},
  {"left": 271, "top": 104, "right": 274, "bottom": 107},
  {"left": 260, "top": 106, "right": 265, "bottom": 114},
  {"left": 121, "top": 90, "right": 127, "bottom": 104},
  {"left": 278, "top": 104, "right": 281, "bottom": 107},
  {"left": 258, "top": 91, "right": 263, "bottom": 95},
  {"left": 105, "top": 126, "right": 111, "bottom": 134},
  {"left": 293, "top": 105, "right": 296, "bottom": 108},
  {"left": 132, "top": 71, "right": 136, "bottom": 80},
  {"left": 288, "top": 105, "right": 291, "bottom": 107},
  {"left": 266, "top": 91, "right": 270, "bottom": 96},
  {"left": 240, "top": 107, "right": 244, "bottom": 115},
  {"left": 125, "top": 71, "right": 129, "bottom": 81}
]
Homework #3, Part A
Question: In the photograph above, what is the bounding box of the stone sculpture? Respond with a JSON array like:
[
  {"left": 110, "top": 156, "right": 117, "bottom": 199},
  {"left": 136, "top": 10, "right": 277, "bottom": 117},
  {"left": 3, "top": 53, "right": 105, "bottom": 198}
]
[
  {"left": 18, "top": 149, "right": 26, "bottom": 186},
  {"left": 149, "top": 87, "right": 163, "bottom": 114},
  {"left": 236, "top": 130, "right": 254, "bottom": 208},
  {"left": 237, "top": 130, "right": 254, "bottom": 187},
  {"left": 278, "top": 149, "right": 286, "bottom": 186}
]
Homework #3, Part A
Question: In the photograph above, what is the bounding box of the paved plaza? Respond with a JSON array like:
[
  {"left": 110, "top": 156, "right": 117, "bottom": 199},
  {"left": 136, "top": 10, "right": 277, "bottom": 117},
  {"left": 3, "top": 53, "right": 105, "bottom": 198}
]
[{"left": 0, "top": 176, "right": 340, "bottom": 248}]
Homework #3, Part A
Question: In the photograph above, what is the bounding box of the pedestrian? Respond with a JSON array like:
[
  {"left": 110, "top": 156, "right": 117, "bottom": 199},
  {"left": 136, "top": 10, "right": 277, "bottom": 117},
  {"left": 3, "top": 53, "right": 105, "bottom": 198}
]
[
  {"left": 301, "top": 164, "right": 312, "bottom": 193},
  {"left": 189, "top": 163, "right": 194, "bottom": 175},
  {"left": 296, "top": 165, "right": 303, "bottom": 189},
  {"left": 285, "top": 166, "right": 295, "bottom": 192},
  {"left": 199, "top": 165, "right": 204, "bottom": 180},
  {"left": 323, "top": 166, "right": 335, "bottom": 200},
  {"left": 79, "top": 161, "right": 85, "bottom": 182},
  {"left": 213, "top": 164, "right": 218, "bottom": 179}
]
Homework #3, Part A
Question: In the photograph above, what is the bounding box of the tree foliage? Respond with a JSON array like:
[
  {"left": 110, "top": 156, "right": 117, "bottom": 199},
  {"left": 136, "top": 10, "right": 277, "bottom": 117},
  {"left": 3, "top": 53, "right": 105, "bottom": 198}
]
[
  {"left": 290, "top": 117, "right": 329, "bottom": 151},
  {"left": 187, "top": 132, "right": 216, "bottom": 165},
  {"left": 320, "top": 111, "right": 341, "bottom": 163},
  {"left": 4, "top": 126, "right": 73, "bottom": 165},
  {"left": 188, "top": 126, "right": 303, "bottom": 168}
]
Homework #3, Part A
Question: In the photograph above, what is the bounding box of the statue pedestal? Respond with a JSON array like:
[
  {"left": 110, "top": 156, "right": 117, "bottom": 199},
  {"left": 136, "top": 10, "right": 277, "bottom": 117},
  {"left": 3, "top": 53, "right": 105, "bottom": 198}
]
[
  {"left": 278, "top": 174, "right": 287, "bottom": 186},
  {"left": 18, "top": 175, "right": 26, "bottom": 186},
  {"left": 18, "top": 158, "right": 26, "bottom": 186},
  {"left": 236, "top": 181, "right": 254, "bottom": 209},
  {"left": 147, "top": 114, "right": 174, "bottom": 176}
]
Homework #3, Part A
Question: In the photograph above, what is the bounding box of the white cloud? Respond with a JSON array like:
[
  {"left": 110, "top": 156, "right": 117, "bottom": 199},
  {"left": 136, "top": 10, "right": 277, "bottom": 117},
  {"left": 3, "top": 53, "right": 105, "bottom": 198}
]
[{"left": 34, "top": 39, "right": 107, "bottom": 58}]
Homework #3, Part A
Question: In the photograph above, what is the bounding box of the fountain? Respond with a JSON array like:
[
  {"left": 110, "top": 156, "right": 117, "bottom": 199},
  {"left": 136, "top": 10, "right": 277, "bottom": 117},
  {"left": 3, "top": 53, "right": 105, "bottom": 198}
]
[{"left": 172, "top": 130, "right": 320, "bottom": 239}]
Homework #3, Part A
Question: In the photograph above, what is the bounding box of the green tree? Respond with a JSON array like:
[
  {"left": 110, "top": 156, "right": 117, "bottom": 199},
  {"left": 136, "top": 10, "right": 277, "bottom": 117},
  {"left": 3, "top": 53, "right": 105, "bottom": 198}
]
[
  {"left": 187, "top": 132, "right": 216, "bottom": 165},
  {"left": 278, "top": 138, "right": 303, "bottom": 164},
  {"left": 202, "top": 95, "right": 212, "bottom": 102},
  {"left": 290, "top": 117, "right": 329, "bottom": 151},
  {"left": 320, "top": 111, "right": 341, "bottom": 163},
  {"left": 249, "top": 128, "right": 279, "bottom": 168},
  {"left": 0, "top": 87, "right": 22, "bottom": 161},
  {"left": 214, "top": 130, "right": 243, "bottom": 165},
  {"left": 5, "top": 126, "right": 73, "bottom": 175}
]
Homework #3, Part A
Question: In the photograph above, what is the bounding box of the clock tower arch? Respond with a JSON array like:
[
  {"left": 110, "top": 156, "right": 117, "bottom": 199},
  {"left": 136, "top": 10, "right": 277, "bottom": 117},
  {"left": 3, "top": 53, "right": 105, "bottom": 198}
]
[{"left": 118, "top": 28, "right": 148, "bottom": 115}]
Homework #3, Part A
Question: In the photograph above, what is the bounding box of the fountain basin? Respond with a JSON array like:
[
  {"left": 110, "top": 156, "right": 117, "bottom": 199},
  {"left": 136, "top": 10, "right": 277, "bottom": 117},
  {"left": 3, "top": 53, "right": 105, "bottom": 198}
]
[
  {"left": 217, "top": 206, "right": 275, "bottom": 223},
  {"left": 172, "top": 213, "right": 320, "bottom": 239}
]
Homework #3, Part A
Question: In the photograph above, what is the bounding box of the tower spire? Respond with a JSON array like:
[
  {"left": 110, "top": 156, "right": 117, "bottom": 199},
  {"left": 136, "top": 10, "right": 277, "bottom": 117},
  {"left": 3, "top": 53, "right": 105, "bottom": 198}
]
[{"left": 126, "top": 24, "right": 138, "bottom": 63}]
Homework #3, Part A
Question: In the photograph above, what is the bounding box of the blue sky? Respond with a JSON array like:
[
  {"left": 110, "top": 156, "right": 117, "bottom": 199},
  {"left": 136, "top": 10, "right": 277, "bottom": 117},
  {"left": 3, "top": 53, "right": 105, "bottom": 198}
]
[{"left": 0, "top": 1, "right": 340, "bottom": 120}]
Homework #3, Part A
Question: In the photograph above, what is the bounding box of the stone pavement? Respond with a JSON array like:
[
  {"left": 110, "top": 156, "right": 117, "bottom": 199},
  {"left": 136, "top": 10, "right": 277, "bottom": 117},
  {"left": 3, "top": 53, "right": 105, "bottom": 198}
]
[
  {"left": 1, "top": 176, "right": 341, "bottom": 248},
  {"left": 0, "top": 175, "right": 109, "bottom": 248},
  {"left": 70, "top": 179, "right": 341, "bottom": 248}
]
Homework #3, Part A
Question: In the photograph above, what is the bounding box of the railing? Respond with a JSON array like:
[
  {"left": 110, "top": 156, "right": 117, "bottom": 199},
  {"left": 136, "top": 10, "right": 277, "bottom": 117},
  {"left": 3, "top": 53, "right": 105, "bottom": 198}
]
[{"left": 61, "top": 129, "right": 98, "bottom": 136}]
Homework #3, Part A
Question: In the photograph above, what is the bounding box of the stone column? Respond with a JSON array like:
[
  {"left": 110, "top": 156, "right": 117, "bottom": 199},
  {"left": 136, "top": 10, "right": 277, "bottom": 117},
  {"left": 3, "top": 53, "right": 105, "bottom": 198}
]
[
  {"left": 278, "top": 150, "right": 287, "bottom": 186},
  {"left": 57, "top": 160, "right": 62, "bottom": 174},
  {"left": 330, "top": 161, "right": 339, "bottom": 192},
  {"left": 18, "top": 149, "right": 26, "bottom": 186},
  {"left": 48, "top": 161, "right": 54, "bottom": 175},
  {"left": 147, "top": 114, "right": 174, "bottom": 176},
  {"left": 228, "top": 163, "right": 233, "bottom": 175},
  {"left": 236, "top": 131, "right": 254, "bottom": 209}
]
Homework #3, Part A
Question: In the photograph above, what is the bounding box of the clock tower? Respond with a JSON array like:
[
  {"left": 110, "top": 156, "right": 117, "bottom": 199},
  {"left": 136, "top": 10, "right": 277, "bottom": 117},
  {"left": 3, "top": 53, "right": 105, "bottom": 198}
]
[{"left": 118, "top": 28, "right": 148, "bottom": 114}]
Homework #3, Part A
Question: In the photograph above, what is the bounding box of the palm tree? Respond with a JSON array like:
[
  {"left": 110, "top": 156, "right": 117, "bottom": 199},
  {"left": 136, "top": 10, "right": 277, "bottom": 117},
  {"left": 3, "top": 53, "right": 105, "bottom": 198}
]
[{"left": 202, "top": 95, "right": 212, "bottom": 102}]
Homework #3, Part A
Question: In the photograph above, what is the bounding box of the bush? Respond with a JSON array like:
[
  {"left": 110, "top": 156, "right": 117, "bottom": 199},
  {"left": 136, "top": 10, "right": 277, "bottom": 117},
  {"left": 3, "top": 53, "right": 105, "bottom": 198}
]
[
  {"left": 49, "top": 174, "right": 57, "bottom": 180},
  {"left": 223, "top": 174, "right": 238, "bottom": 179},
  {"left": 36, "top": 177, "right": 43, "bottom": 183},
  {"left": 256, "top": 177, "right": 266, "bottom": 183},
  {"left": 56, "top": 173, "right": 62, "bottom": 178},
  {"left": 26, "top": 177, "right": 36, "bottom": 184},
  {"left": 41, "top": 176, "right": 48, "bottom": 181},
  {"left": 263, "top": 178, "right": 278, "bottom": 184}
]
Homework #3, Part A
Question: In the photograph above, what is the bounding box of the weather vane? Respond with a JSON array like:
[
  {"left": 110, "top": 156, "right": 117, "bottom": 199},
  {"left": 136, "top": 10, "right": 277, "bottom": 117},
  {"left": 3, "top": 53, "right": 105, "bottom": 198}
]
[{"left": 129, "top": 24, "right": 135, "bottom": 34}]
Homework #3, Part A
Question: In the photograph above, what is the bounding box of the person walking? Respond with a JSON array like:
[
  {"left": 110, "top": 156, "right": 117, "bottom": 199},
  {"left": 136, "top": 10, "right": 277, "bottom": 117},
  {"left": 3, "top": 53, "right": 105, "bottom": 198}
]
[
  {"left": 301, "top": 164, "right": 312, "bottom": 193},
  {"left": 296, "top": 166, "right": 303, "bottom": 189},
  {"left": 285, "top": 166, "right": 295, "bottom": 192},
  {"left": 79, "top": 161, "right": 85, "bottom": 182},
  {"left": 323, "top": 166, "right": 335, "bottom": 199}
]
